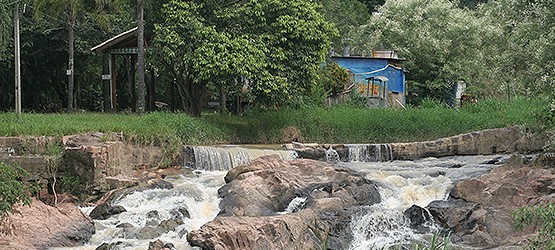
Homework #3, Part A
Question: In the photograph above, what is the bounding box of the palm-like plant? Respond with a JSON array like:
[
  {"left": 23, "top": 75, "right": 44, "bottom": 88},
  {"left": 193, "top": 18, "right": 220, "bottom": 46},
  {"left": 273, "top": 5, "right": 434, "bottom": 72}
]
[
  {"left": 33, "top": 0, "right": 81, "bottom": 110},
  {"left": 32, "top": 0, "right": 129, "bottom": 111}
]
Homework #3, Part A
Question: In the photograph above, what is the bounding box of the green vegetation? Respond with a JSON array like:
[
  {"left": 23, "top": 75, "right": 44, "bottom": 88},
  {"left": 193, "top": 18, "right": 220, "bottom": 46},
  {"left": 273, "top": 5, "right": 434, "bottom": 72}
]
[
  {"left": 153, "top": 0, "right": 335, "bottom": 116},
  {"left": 2, "top": 0, "right": 553, "bottom": 116},
  {"left": 0, "top": 162, "right": 38, "bottom": 223},
  {"left": 514, "top": 203, "right": 555, "bottom": 249},
  {"left": 0, "top": 97, "right": 547, "bottom": 145},
  {"left": 413, "top": 233, "right": 451, "bottom": 250}
]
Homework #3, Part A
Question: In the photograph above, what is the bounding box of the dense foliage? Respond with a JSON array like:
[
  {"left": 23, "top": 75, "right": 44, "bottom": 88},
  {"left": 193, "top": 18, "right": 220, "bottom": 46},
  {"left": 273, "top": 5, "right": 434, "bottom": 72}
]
[
  {"left": 350, "top": 0, "right": 554, "bottom": 103},
  {"left": 514, "top": 203, "right": 555, "bottom": 249},
  {"left": 154, "top": 0, "right": 336, "bottom": 116},
  {"left": 0, "top": 0, "right": 553, "bottom": 114},
  {"left": 0, "top": 162, "right": 37, "bottom": 222}
]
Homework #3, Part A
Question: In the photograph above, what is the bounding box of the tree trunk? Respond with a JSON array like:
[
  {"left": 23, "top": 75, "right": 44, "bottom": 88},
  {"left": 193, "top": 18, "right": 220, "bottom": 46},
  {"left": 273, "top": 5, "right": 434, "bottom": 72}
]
[
  {"left": 174, "top": 78, "right": 206, "bottom": 117},
  {"left": 67, "top": 11, "right": 75, "bottom": 111},
  {"left": 136, "top": 0, "right": 146, "bottom": 113},
  {"left": 219, "top": 86, "right": 227, "bottom": 113},
  {"left": 187, "top": 81, "right": 206, "bottom": 117}
]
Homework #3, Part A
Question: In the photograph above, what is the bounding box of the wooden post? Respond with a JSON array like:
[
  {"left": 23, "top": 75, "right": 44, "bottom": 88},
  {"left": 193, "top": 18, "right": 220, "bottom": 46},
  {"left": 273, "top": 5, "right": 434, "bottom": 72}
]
[
  {"left": 110, "top": 54, "right": 117, "bottom": 112},
  {"left": 131, "top": 55, "right": 136, "bottom": 112},
  {"left": 102, "top": 54, "right": 111, "bottom": 112},
  {"left": 148, "top": 70, "right": 155, "bottom": 111},
  {"left": 14, "top": 2, "right": 21, "bottom": 115}
]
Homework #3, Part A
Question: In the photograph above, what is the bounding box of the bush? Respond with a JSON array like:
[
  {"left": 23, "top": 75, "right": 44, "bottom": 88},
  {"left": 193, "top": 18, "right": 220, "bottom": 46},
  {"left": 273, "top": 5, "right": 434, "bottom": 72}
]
[
  {"left": 513, "top": 203, "right": 555, "bottom": 249},
  {"left": 0, "top": 162, "right": 37, "bottom": 222}
]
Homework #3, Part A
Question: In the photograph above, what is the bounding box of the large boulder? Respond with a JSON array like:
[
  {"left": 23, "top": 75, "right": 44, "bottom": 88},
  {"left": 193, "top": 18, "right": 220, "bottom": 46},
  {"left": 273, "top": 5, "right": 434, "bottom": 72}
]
[
  {"left": 187, "top": 155, "right": 381, "bottom": 250},
  {"left": 427, "top": 155, "right": 555, "bottom": 248},
  {"left": 0, "top": 198, "right": 94, "bottom": 249}
]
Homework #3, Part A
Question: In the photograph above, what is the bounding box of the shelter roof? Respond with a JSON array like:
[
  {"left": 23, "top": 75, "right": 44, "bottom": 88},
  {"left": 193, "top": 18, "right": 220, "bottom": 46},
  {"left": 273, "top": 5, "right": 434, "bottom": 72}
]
[{"left": 91, "top": 27, "right": 150, "bottom": 54}]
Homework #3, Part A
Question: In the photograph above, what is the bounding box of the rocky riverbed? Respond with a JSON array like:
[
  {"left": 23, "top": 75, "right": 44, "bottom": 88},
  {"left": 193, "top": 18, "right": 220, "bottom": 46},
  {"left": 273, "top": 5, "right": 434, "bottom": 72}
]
[{"left": 2, "top": 153, "right": 554, "bottom": 249}]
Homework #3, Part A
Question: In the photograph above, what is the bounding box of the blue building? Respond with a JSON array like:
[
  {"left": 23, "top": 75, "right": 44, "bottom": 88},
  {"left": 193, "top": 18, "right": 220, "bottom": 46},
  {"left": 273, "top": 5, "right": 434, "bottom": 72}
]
[{"left": 332, "top": 50, "right": 406, "bottom": 108}]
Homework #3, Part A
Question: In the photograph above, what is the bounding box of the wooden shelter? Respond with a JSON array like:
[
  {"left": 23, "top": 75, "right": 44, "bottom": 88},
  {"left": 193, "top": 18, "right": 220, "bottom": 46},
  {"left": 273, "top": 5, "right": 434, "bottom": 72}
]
[{"left": 91, "top": 27, "right": 155, "bottom": 112}]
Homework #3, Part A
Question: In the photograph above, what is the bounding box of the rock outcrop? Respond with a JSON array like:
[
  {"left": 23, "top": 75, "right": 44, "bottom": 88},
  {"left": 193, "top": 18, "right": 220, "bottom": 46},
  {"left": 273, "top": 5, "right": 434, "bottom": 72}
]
[
  {"left": 0, "top": 198, "right": 94, "bottom": 250},
  {"left": 187, "top": 155, "right": 381, "bottom": 250},
  {"left": 285, "top": 126, "right": 549, "bottom": 162},
  {"left": 427, "top": 154, "right": 555, "bottom": 248}
]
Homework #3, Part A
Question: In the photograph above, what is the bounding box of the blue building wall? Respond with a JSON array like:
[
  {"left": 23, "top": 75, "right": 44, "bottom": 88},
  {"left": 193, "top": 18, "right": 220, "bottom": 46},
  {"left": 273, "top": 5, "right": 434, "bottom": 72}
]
[{"left": 332, "top": 57, "right": 405, "bottom": 95}]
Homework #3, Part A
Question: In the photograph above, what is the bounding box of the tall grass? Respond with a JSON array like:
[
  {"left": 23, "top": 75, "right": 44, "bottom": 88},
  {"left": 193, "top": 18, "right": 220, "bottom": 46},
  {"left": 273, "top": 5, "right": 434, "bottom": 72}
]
[{"left": 0, "top": 97, "right": 547, "bottom": 145}]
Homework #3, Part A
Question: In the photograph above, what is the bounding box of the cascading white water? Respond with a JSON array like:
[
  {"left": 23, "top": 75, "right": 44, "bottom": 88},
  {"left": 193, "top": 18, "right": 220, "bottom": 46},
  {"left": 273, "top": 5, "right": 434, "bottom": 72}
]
[
  {"left": 346, "top": 144, "right": 394, "bottom": 162},
  {"left": 52, "top": 171, "right": 227, "bottom": 250},
  {"left": 54, "top": 150, "right": 506, "bottom": 250},
  {"left": 189, "top": 146, "right": 298, "bottom": 171},
  {"left": 325, "top": 147, "right": 340, "bottom": 162},
  {"left": 344, "top": 155, "right": 505, "bottom": 249},
  {"left": 279, "top": 197, "right": 308, "bottom": 214}
]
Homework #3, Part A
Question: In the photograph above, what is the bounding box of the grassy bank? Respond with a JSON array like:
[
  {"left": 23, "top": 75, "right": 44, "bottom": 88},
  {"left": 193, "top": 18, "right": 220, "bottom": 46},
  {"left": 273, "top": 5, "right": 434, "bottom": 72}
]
[{"left": 0, "top": 97, "right": 548, "bottom": 145}]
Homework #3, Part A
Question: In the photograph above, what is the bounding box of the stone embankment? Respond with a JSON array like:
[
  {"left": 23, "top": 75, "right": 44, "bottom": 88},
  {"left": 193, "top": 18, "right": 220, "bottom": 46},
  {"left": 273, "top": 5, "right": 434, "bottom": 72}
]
[
  {"left": 0, "top": 133, "right": 169, "bottom": 192},
  {"left": 0, "top": 136, "right": 61, "bottom": 180},
  {"left": 187, "top": 155, "right": 381, "bottom": 250},
  {"left": 286, "top": 126, "right": 549, "bottom": 161}
]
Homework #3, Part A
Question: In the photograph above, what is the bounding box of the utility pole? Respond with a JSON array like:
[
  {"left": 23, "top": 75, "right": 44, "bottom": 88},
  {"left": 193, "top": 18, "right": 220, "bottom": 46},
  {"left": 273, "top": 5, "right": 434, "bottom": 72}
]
[{"left": 14, "top": 1, "right": 21, "bottom": 116}]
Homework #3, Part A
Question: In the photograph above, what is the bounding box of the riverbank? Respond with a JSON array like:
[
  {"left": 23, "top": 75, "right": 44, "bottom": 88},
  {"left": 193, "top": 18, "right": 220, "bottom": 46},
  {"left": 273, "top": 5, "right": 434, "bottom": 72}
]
[{"left": 0, "top": 97, "right": 549, "bottom": 146}]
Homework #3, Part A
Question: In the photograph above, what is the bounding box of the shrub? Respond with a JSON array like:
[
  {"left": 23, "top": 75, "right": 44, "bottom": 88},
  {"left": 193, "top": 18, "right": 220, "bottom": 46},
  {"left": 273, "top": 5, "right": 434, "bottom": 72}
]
[{"left": 0, "top": 162, "right": 37, "bottom": 222}]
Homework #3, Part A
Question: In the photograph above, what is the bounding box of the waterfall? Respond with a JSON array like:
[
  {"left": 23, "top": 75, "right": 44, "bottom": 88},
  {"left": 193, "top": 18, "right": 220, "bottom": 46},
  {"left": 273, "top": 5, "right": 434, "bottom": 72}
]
[
  {"left": 325, "top": 147, "right": 340, "bottom": 163},
  {"left": 184, "top": 146, "right": 298, "bottom": 171},
  {"left": 279, "top": 197, "right": 308, "bottom": 214},
  {"left": 348, "top": 167, "right": 452, "bottom": 249},
  {"left": 346, "top": 144, "right": 394, "bottom": 162}
]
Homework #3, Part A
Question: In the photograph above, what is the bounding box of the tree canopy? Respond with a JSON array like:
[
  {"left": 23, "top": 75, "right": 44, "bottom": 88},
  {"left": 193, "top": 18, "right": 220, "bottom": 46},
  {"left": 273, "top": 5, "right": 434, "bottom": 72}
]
[
  {"left": 350, "top": 0, "right": 553, "bottom": 102},
  {"left": 154, "top": 0, "right": 336, "bottom": 116},
  {"left": 0, "top": 0, "right": 553, "bottom": 113}
]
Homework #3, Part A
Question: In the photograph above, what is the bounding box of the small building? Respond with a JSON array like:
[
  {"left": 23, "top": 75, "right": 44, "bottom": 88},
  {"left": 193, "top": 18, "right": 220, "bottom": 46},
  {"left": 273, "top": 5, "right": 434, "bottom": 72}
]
[
  {"left": 332, "top": 50, "right": 406, "bottom": 108},
  {"left": 91, "top": 27, "right": 155, "bottom": 112}
]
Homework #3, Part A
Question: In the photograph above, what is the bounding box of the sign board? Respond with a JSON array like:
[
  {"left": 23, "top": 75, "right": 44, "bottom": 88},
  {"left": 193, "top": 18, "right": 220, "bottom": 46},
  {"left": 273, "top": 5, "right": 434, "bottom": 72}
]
[{"left": 102, "top": 74, "right": 111, "bottom": 80}]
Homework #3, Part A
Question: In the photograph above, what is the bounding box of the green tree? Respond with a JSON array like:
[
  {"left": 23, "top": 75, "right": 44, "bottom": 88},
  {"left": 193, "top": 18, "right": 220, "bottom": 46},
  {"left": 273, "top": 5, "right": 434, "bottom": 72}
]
[
  {"left": 478, "top": 0, "right": 555, "bottom": 98},
  {"left": 0, "top": 0, "right": 11, "bottom": 53},
  {"left": 350, "top": 0, "right": 489, "bottom": 101},
  {"left": 154, "top": 0, "right": 335, "bottom": 116},
  {"left": 358, "top": 0, "right": 385, "bottom": 12},
  {"left": 33, "top": 0, "right": 81, "bottom": 110},
  {"left": 32, "top": 0, "right": 123, "bottom": 111},
  {"left": 318, "top": 0, "right": 370, "bottom": 55}
]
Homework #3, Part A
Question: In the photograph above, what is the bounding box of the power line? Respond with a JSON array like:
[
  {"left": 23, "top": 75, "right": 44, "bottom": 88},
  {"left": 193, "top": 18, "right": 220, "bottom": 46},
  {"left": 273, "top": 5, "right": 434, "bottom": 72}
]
[{"left": 24, "top": 4, "right": 68, "bottom": 25}]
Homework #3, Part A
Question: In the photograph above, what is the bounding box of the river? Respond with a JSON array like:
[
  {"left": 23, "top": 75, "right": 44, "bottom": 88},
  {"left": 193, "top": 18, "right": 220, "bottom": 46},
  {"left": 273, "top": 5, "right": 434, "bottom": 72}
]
[{"left": 52, "top": 146, "right": 508, "bottom": 250}]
